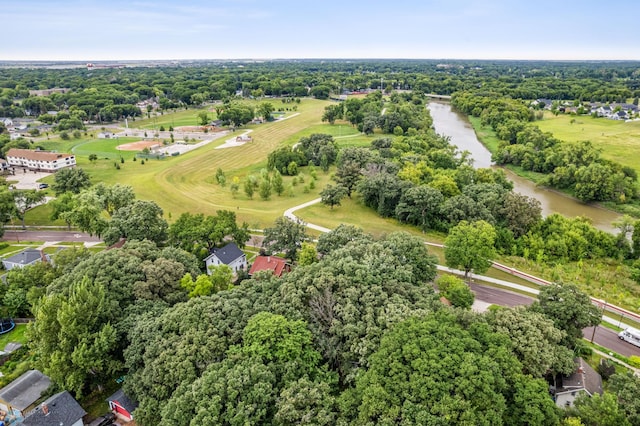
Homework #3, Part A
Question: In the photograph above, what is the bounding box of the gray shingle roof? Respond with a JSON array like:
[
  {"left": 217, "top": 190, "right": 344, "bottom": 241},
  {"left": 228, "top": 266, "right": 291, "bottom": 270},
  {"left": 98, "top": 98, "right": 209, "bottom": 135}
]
[
  {"left": 558, "top": 358, "right": 603, "bottom": 396},
  {"left": 207, "top": 242, "right": 244, "bottom": 265},
  {"left": 3, "top": 249, "right": 44, "bottom": 266},
  {"left": 0, "top": 370, "right": 51, "bottom": 411},
  {"left": 23, "top": 391, "right": 86, "bottom": 426},
  {"left": 107, "top": 388, "right": 138, "bottom": 413}
]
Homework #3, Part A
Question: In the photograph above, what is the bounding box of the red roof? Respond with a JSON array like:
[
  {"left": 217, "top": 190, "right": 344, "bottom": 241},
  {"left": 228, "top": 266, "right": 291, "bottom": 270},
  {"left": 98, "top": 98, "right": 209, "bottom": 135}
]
[{"left": 249, "top": 256, "right": 290, "bottom": 277}]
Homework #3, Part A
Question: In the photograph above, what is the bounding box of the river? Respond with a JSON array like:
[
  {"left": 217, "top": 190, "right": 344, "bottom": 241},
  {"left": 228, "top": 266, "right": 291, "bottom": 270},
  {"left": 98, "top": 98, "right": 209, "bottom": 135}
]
[{"left": 427, "top": 101, "right": 621, "bottom": 234}]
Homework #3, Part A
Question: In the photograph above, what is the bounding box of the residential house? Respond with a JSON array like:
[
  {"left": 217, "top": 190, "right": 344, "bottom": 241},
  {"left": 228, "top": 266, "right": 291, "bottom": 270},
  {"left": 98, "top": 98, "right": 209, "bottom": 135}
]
[
  {"left": 107, "top": 388, "right": 137, "bottom": 422},
  {"left": 0, "top": 118, "right": 13, "bottom": 128},
  {"left": 249, "top": 255, "right": 291, "bottom": 277},
  {"left": 6, "top": 148, "right": 76, "bottom": 172},
  {"left": 22, "top": 391, "right": 86, "bottom": 426},
  {"left": 2, "top": 249, "right": 50, "bottom": 271},
  {"left": 204, "top": 242, "right": 247, "bottom": 275},
  {"left": 0, "top": 370, "right": 51, "bottom": 420},
  {"left": 0, "top": 159, "right": 8, "bottom": 171},
  {"left": 554, "top": 358, "right": 603, "bottom": 408}
]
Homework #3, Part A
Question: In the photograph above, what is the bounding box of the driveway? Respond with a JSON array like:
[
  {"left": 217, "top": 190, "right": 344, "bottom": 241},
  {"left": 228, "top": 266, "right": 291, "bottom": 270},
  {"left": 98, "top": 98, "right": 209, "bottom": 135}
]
[{"left": 6, "top": 168, "right": 52, "bottom": 190}]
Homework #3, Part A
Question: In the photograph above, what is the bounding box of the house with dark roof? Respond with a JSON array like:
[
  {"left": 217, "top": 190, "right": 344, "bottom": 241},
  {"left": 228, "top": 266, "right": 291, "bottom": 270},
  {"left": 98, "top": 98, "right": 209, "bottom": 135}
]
[
  {"left": 0, "top": 370, "right": 51, "bottom": 419},
  {"left": 554, "top": 358, "right": 603, "bottom": 407},
  {"left": 2, "top": 249, "right": 50, "bottom": 271},
  {"left": 249, "top": 255, "right": 291, "bottom": 277},
  {"left": 203, "top": 242, "right": 246, "bottom": 275},
  {"left": 107, "top": 388, "right": 138, "bottom": 422},
  {"left": 23, "top": 391, "right": 86, "bottom": 426}
]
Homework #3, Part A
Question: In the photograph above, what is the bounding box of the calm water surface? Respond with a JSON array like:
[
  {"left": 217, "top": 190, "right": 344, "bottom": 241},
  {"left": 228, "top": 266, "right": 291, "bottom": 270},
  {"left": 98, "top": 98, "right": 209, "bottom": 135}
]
[{"left": 427, "top": 101, "right": 620, "bottom": 234}]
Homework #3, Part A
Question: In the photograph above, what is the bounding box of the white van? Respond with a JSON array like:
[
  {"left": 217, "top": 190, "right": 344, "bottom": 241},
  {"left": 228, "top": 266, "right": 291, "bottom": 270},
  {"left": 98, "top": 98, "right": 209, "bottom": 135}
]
[{"left": 618, "top": 327, "right": 640, "bottom": 348}]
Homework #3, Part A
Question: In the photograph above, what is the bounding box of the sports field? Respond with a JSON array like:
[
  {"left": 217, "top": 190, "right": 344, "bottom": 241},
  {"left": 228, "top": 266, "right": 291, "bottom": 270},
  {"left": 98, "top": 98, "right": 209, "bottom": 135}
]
[
  {"left": 27, "top": 99, "right": 400, "bottom": 229},
  {"left": 536, "top": 113, "right": 640, "bottom": 175}
]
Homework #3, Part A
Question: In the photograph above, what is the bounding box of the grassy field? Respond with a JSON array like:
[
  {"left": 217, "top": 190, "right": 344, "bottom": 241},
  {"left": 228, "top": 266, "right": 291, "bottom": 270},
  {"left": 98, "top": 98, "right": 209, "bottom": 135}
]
[
  {"left": 39, "top": 99, "right": 336, "bottom": 228},
  {"left": 27, "top": 99, "right": 379, "bottom": 228},
  {"left": 130, "top": 106, "right": 218, "bottom": 129},
  {"left": 536, "top": 112, "right": 640, "bottom": 175}
]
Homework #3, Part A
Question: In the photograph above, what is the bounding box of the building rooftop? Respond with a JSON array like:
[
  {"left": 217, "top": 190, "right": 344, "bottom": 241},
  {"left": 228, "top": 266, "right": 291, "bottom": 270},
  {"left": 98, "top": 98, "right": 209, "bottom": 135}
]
[
  {"left": 23, "top": 391, "right": 86, "bottom": 426},
  {"left": 0, "top": 370, "right": 51, "bottom": 411},
  {"left": 3, "top": 249, "right": 45, "bottom": 266},
  {"left": 249, "top": 255, "right": 290, "bottom": 277},
  {"left": 6, "top": 148, "right": 73, "bottom": 162},
  {"left": 106, "top": 388, "right": 138, "bottom": 414},
  {"left": 207, "top": 242, "right": 244, "bottom": 265}
]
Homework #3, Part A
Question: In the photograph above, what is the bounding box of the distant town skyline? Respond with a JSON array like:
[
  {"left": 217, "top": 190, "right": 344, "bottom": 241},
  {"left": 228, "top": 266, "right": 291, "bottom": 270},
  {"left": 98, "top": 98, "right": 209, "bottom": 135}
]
[{"left": 4, "top": 0, "right": 640, "bottom": 61}]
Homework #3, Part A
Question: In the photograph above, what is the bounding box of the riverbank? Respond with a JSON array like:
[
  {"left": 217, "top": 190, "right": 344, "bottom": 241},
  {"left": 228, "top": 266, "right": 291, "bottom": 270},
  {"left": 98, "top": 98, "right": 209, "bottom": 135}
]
[
  {"left": 466, "top": 112, "right": 640, "bottom": 219},
  {"left": 427, "top": 101, "right": 621, "bottom": 233}
]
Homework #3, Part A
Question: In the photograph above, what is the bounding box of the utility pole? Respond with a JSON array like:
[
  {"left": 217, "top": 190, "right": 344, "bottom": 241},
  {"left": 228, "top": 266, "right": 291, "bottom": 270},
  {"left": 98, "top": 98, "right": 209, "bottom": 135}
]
[{"left": 590, "top": 300, "right": 607, "bottom": 343}]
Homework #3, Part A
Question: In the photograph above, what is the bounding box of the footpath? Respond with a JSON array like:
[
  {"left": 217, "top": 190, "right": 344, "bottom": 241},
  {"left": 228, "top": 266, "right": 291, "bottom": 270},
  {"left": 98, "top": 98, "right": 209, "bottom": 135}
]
[{"left": 284, "top": 198, "right": 640, "bottom": 330}]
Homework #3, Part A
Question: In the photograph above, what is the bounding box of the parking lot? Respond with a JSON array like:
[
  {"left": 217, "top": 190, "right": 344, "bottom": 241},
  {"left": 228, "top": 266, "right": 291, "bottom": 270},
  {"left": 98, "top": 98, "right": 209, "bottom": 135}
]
[{"left": 5, "top": 167, "right": 52, "bottom": 190}]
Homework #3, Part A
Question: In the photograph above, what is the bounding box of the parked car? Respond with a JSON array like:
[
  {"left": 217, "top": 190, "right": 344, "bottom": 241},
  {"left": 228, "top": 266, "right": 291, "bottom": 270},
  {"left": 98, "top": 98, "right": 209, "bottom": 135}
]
[
  {"left": 87, "top": 412, "right": 116, "bottom": 426},
  {"left": 37, "top": 183, "right": 48, "bottom": 189}
]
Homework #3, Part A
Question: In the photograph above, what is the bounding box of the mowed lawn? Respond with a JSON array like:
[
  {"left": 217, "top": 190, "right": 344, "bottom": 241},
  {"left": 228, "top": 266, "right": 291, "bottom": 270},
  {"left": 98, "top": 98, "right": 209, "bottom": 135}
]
[
  {"left": 131, "top": 106, "right": 218, "bottom": 129},
  {"left": 536, "top": 113, "right": 640, "bottom": 175},
  {"left": 42, "top": 98, "right": 337, "bottom": 228}
]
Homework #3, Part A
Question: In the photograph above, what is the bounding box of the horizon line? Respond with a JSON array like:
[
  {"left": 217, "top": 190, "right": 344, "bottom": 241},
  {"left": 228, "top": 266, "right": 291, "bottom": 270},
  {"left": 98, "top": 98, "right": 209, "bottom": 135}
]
[{"left": 2, "top": 57, "right": 640, "bottom": 63}]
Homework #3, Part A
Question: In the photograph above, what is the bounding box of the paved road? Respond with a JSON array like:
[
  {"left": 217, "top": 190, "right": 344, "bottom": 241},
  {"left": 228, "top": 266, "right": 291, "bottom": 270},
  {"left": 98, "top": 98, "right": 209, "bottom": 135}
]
[
  {"left": 583, "top": 326, "right": 640, "bottom": 357},
  {"left": 468, "top": 282, "right": 640, "bottom": 357},
  {"left": 469, "top": 283, "right": 534, "bottom": 308},
  {"left": 2, "top": 230, "right": 102, "bottom": 243}
]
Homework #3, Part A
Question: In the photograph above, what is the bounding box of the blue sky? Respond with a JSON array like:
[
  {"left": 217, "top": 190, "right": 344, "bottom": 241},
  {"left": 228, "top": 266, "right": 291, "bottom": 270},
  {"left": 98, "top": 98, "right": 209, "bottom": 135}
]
[{"left": 4, "top": 0, "right": 640, "bottom": 61}]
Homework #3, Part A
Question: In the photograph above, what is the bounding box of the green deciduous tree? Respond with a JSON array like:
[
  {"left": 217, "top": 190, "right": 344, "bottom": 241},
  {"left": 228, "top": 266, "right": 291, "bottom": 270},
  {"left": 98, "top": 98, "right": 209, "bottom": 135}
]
[
  {"left": 257, "top": 102, "right": 274, "bottom": 121},
  {"left": 262, "top": 217, "right": 308, "bottom": 261},
  {"left": 436, "top": 274, "right": 474, "bottom": 309},
  {"left": 320, "top": 184, "right": 347, "bottom": 209},
  {"left": 571, "top": 392, "right": 631, "bottom": 426},
  {"left": 444, "top": 220, "right": 497, "bottom": 279},
  {"left": 532, "top": 283, "right": 601, "bottom": 348},
  {"left": 51, "top": 167, "right": 91, "bottom": 195},
  {"left": 29, "top": 278, "right": 121, "bottom": 398},
  {"left": 487, "top": 307, "right": 575, "bottom": 377},
  {"left": 609, "top": 373, "right": 640, "bottom": 424},
  {"left": 103, "top": 200, "right": 168, "bottom": 246},
  {"left": 12, "top": 189, "right": 45, "bottom": 229},
  {"left": 297, "top": 242, "right": 318, "bottom": 266},
  {"left": 345, "top": 311, "right": 531, "bottom": 425},
  {"left": 316, "top": 224, "right": 372, "bottom": 256}
]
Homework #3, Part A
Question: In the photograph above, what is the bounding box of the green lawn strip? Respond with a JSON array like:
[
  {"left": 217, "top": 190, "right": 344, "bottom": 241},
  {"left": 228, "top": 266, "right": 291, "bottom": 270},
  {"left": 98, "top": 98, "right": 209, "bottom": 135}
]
[
  {"left": 24, "top": 203, "right": 67, "bottom": 227},
  {"left": 130, "top": 106, "right": 218, "bottom": 129},
  {"left": 583, "top": 339, "right": 637, "bottom": 370},
  {"left": 0, "top": 324, "right": 28, "bottom": 348},
  {"left": 0, "top": 244, "right": 41, "bottom": 257}
]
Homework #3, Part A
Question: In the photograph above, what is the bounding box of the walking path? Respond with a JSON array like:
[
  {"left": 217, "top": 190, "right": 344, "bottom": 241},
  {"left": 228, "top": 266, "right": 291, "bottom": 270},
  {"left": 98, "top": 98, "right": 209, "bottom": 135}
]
[{"left": 283, "top": 198, "right": 640, "bottom": 330}]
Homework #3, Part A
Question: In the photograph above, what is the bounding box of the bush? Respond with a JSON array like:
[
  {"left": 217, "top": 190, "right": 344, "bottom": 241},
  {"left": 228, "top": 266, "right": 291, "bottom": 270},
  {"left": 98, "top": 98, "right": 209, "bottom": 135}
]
[
  {"left": 597, "top": 359, "right": 617, "bottom": 380},
  {"left": 629, "top": 355, "right": 640, "bottom": 368}
]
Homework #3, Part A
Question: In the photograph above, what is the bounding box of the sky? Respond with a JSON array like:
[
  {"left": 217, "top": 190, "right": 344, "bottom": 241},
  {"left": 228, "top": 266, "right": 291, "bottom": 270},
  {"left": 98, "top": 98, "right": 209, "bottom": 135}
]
[{"left": 3, "top": 0, "right": 640, "bottom": 61}]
